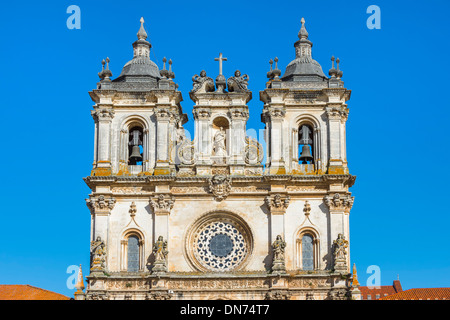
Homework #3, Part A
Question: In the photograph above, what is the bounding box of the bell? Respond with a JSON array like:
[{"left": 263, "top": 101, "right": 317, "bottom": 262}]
[
  {"left": 299, "top": 145, "right": 313, "bottom": 164},
  {"left": 129, "top": 145, "right": 143, "bottom": 163}
]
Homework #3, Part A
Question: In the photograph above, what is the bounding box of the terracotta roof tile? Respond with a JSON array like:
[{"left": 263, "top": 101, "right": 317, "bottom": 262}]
[
  {"left": 380, "top": 288, "right": 450, "bottom": 300},
  {"left": 359, "top": 280, "right": 403, "bottom": 300},
  {"left": 0, "top": 285, "right": 70, "bottom": 300}
]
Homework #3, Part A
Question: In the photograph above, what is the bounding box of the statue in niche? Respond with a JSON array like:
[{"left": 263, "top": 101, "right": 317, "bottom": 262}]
[
  {"left": 213, "top": 127, "right": 227, "bottom": 157},
  {"left": 90, "top": 236, "right": 106, "bottom": 272},
  {"left": 153, "top": 236, "right": 168, "bottom": 262},
  {"left": 272, "top": 235, "right": 286, "bottom": 262}
]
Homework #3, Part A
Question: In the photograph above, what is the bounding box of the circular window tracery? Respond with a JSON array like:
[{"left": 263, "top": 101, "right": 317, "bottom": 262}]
[{"left": 187, "top": 213, "right": 252, "bottom": 272}]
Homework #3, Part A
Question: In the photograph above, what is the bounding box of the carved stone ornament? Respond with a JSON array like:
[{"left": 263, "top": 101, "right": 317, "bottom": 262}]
[
  {"left": 326, "top": 105, "right": 348, "bottom": 121},
  {"left": 150, "top": 194, "right": 175, "bottom": 214},
  {"left": 208, "top": 174, "right": 232, "bottom": 201},
  {"left": 244, "top": 136, "right": 264, "bottom": 165},
  {"left": 193, "top": 108, "right": 212, "bottom": 120},
  {"left": 91, "top": 108, "right": 115, "bottom": 121},
  {"left": 146, "top": 292, "right": 173, "bottom": 300},
  {"left": 265, "top": 290, "right": 292, "bottom": 300},
  {"left": 227, "top": 70, "right": 250, "bottom": 92},
  {"left": 86, "top": 195, "right": 116, "bottom": 213},
  {"left": 333, "top": 233, "right": 349, "bottom": 273},
  {"left": 271, "top": 235, "right": 287, "bottom": 274},
  {"left": 265, "top": 194, "right": 290, "bottom": 214},
  {"left": 191, "top": 70, "right": 215, "bottom": 93},
  {"left": 324, "top": 193, "right": 354, "bottom": 212},
  {"left": 152, "top": 236, "right": 168, "bottom": 274},
  {"left": 90, "top": 236, "right": 107, "bottom": 272},
  {"left": 177, "top": 140, "right": 195, "bottom": 165}
]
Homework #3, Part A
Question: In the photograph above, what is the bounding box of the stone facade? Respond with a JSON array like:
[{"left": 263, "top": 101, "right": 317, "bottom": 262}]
[{"left": 81, "top": 17, "right": 358, "bottom": 300}]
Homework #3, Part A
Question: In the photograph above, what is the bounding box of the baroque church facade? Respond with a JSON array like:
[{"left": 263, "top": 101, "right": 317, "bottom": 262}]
[{"left": 78, "top": 17, "right": 360, "bottom": 300}]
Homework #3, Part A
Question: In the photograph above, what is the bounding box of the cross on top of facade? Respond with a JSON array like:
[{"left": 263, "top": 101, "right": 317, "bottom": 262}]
[{"left": 214, "top": 53, "right": 227, "bottom": 76}]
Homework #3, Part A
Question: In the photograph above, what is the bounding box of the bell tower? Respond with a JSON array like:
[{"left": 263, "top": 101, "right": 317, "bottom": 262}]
[{"left": 261, "top": 18, "right": 351, "bottom": 176}]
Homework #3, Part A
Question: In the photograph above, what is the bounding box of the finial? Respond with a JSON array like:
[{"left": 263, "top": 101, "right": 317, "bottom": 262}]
[
  {"left": 75, "top": 264, "right": 85, "bottom": 293},
  {"left": 329, "top": 56, "right": 337, "bottom": 78},
  {"left": 267, "top": 59, "right": 274, "bottom": 80},
  {"left": 352, "top": 263, "right": 360, "bottom": 287},
  {"left": 105, "top": 57, "right": 110, "bottom": 70},
  {"left": 137, "top": 17, "right": 148, "bottom": 40},
  {"left": 160, "top": 57, "right": 169, "bottom": 78},
  {"left": 168, "top": 59, "right": 175, "bottom": 79},
  {"left": 298, "top": 17, "right": 309, "bottom": 39},
  {"left": 129, "top": 202, "right": 137, "bottom": 217},
  {"left": 272, "top": 57, "right": 281, "bottom": 79},
  {"left": 336, "top": 58, "right": 343, "bottom": 79}
]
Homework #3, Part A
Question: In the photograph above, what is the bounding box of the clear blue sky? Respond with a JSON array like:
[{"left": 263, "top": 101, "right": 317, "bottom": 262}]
[{"left": 0, "top": 0, "right": 449, "bottom": 298}]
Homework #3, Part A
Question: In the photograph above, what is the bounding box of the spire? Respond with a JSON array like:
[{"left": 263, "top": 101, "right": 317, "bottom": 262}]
[
  {"left": 295, "top": 17, "right": 313, "bottom": 59},
  {"left": 133, "top": 17, "right": 151, "bottom": 59},
  {"left": 352, "top": 263, "right": 360, "bottom": 287},
  {"left": 74, "top": 264, "right": 85, "bottom": 293},
  {"left": 298, "top": 17, "right": 309, "bottom": 40},
  {"left": 137, "top": 17, "right": 148, "bottom": 41}
]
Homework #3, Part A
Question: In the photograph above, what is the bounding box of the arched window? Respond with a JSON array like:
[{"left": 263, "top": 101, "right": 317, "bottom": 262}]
[
  {"left": 298, "top": 124, "right": 314, "bottom": 164},
  {"left": 301, "top": 234, "right": 314, "bottom": 271},
  {"left": 127, "top": 235, "right": 140, "bottom": 272},
  {"left": 120, "top": 231, "right": 145, "bottom": 272},
  {"left": 296, "top": 230, "right": 319, "bottom": 271}
]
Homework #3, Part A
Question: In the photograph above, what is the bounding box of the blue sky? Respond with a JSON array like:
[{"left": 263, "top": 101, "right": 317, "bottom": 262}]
[{"left": 0, "top": 0, "right": 449, "bottom": 298}]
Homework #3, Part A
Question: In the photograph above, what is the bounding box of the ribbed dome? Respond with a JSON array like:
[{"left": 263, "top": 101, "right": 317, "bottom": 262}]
[
  {"left": 115, "top": 56, "right": 161, "bottom": 81},
  {"left": 281, "top": 18, "right": 328, "bottom": 82},
  {"left": 113, "top": 18, "right": 161, "bottom": 83}
]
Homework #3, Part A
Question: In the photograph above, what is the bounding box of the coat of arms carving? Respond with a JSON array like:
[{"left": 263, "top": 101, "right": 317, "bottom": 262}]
[{"left": 208, "top": 174, "right": 231, "bottom": 202}]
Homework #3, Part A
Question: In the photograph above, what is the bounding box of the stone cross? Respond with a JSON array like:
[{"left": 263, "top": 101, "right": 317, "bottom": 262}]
[{"left": 214, "top": 53, "right": 228, "bottom": 75}]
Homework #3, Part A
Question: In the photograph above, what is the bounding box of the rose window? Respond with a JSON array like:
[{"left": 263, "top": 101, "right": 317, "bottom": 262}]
[{"left": 191, "top": 219, "right": 249, "bottom": 272}]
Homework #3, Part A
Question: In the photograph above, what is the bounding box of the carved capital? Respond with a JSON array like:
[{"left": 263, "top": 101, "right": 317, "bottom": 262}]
[
  {"left": 326, "top": 105, "right": 348, "bottom": 121},
  {"left": 86, "top": 195, "right": 116, "bottom": 214},
  {"left": 193, "top": 108, "right": 211, "bottom": 120},
  {"left": 323, "top": 193, "right": 354, "bottom": 212},
  {"left": 91, "top": 108, "right": 115, "bottom": 121},
  {"left": 228, "top": 108, "right": 249, "bottom": 120},
  {"left": 155, "top": 108, "right": 173, "bottom": 120},
  {"left": 150, "top": 194, "right": 175, "bottom": 214},
  {"left": 265, "top": 194, "right": 290, "bottom": 214}
]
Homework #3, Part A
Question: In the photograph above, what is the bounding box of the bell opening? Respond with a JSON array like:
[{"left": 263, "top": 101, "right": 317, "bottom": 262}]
[{"left": 128, "top": 126, "right": 144, "bottom": 165}]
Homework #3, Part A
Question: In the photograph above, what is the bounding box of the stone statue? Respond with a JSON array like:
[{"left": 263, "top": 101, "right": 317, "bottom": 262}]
[
  {"left": 333, "top": 233, "right": 349, "bottom": 273},
  {"left": 272, "top": 235, "right": 286, "bottom": 262},
  {"left": 271, "top": 235, "right": 287, "bottom": 273},
  {"left": 213, "top": 127, "right": 227, "bottom": 157},
  {"left": 90, "top": 236, "right": 106, "bottom": 272},
  {"left": 153, "top": 236, "right": 168, "bottom": 261},
  {"left": 152, "top": 236, "right": 168, "bottom": 274},
  {"left": 191, "top": 70, "right": 215, "bottom": 93},
  {"left": 227, "top": 70, "right": 250, "bottom": 92}
]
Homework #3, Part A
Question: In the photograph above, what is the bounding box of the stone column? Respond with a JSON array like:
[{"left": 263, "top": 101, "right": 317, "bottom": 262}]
[
  {"left": 154, "top": 108, "right": 172, "bottom": 175},
  {"left": 265, "top": 192, "right": 290, "bottom": 273},
  {"left": 91, "top": 108, "right": 114, "bottom": 176},
  {"left": 263, "top": 107, "right": 286, "bottom": 174},
  {"left": 150, "top": 194, "right": 174, "bottom": 273},
  {"left": 229, "top": 108, "right": 248, "bottom": 174},
  {"left": 324, "top": 193, "right": 354, "bottom": 273},
  {"left": 193, "top": 108, "right": 212, "bottom": 174},
  {"left": 325, "top": 103, "right": 349, "bottom": 175}
]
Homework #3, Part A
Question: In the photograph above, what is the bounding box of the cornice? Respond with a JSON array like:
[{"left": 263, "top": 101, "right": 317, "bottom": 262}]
[{"left": 84, "top": 174, "right": 356, "bottom": 189}]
